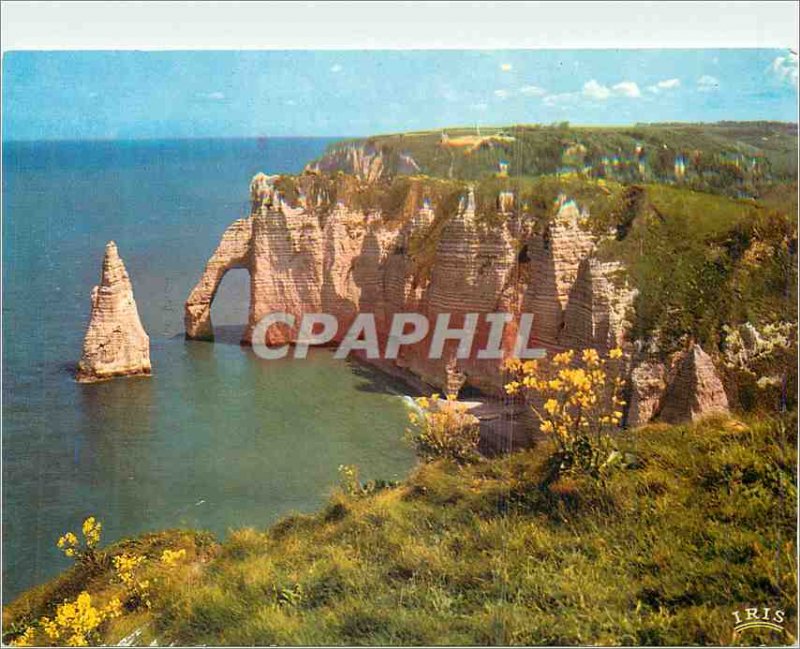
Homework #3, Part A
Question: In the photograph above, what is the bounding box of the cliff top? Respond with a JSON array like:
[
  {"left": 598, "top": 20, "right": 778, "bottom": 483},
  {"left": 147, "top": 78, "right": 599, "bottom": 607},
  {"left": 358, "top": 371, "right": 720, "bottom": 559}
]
[{"left": 307, "top": 121, "right": 798, "bottom": 198}]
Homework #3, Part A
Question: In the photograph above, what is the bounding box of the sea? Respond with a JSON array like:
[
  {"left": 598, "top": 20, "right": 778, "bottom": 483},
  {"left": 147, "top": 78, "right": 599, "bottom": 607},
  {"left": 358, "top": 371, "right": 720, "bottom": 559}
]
[{"left": 1, "top": 138, "right": 416, "bottom": 601}]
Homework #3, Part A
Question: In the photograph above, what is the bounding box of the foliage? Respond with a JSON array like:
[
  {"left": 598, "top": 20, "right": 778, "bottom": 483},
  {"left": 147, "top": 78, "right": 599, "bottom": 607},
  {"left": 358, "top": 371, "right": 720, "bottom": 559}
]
[
  {"left": 4, "top": 523, "right": 202, "bottom": 647},
  {"left": 57, "top": 517, "right": 103, "bottom": 569},
  {"left": 38, "top": 592, "right": 122, "bottom": 647},
  {"left": 505, "top": 348, "right": 626, "bottom": 479},
  {"left": 405, "top": 394, "right": 480, "bottom": 463},
  {"left": 113, "top": 553, "right": 151, "bottom": 610},
  {"left": 313, "top": 122, "right": 798, "bottom": 199},
  {"left": 722, "top": 321, "right": 798, "bottom": 411}
]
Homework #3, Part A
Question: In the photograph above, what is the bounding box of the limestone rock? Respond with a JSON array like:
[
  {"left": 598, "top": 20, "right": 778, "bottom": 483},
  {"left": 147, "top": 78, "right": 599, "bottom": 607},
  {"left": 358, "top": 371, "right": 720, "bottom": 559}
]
[
  {"left": 626, "top": 360, "right": 667, "bottom": 428},
  {"left": 522, "top": 197, "right": 596, "bottom": 347},
  {"left": 77, "top": 242, "right": 151, "bottom": 383},
  {"left": 184, "top": 174, "right": 637, "bottom": 395},
  {"left": 560, "top": 258, "right": 636, "bottom": 352},
  {"left": 184, "top": 217, "right": 253, "bottom": 340},
  {"left": 658, "top": 345, "right": 730, "bottom": 423}
]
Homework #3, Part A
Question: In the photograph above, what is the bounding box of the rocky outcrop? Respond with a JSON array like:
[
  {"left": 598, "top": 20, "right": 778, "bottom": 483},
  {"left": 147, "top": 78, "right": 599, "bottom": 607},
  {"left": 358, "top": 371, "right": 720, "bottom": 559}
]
[
  {"left": 185, "top": 217, "right": 253, "bottom": 341},
  {"left": 522, "top": 198, "right": 596, "bottom": 347},
  {"left": 560, "top": 258, "right": 636, "bottom": 353},
  {"left": 77, "top": 242, "right": 151, "bottom": 383},
  {"left": 658, "top": 345, "right": 730, "bottom": 423},
  {"left": 626, "top": 360, "right": 667, "bottom": 428},
  {"left": 306, "top": 143, "right": 419, "bottom": 182},
  {"left": 185, "top": 174, "right": 633, "bottom": 395}
]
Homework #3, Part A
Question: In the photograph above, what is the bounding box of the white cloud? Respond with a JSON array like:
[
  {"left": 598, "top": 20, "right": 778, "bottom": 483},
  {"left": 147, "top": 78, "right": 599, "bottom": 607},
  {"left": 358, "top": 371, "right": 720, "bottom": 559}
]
[
  {"left": 648, "top": 78, "right": 681, "bottom": 93},
  {"left": 494, "top": 89, "right": 511, "bottom": 100},
  {"left": 519, "top": 85, "right": 547, "bottom": 96},
  {"left": 770, "top": 52, "right": 798, "bottom": 88},
  {"left": 543, "top": 91, "right": 578, "bottom": 107},
  {"left": 612, "top": 81, "right": 641, "bottom": 98},
  {"left": 500, "top": 63, "right": 513, "bottom": 72},
  {"left": 543, "top": 78, "right": 647, "bottom": 106},
  {"left": 582, "top": 79, "right": 611, "bottom": 100},
  {"left": 330, "top": 64, "right": 343, "bottom": 73},
  {"left": 658, "top": 78, "right": 681, "bottom": 89},
  {"left": 697, "top": 75, "right": 720, "bottom": 92},
  {"left": 196, "top": 91, "right": 225, "bottom": 101}
]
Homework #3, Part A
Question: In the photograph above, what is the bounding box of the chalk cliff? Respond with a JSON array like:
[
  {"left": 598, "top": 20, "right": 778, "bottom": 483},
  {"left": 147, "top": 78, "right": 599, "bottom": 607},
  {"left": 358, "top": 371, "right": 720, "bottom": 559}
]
[
  {"left": 185, "top": 173, "right": 635, "bottom": 395},
  {"left": 185, "top": 172, "right": 732, "bottom": 425},
  {"left": 77, "top": 242, "right": 151, "bottom": 383}
]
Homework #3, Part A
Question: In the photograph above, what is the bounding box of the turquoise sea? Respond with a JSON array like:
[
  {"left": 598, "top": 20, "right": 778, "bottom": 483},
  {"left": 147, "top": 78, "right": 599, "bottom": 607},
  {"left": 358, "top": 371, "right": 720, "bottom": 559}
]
[{"left": 2, "top": 138, "right": 416, "bottom": 600}]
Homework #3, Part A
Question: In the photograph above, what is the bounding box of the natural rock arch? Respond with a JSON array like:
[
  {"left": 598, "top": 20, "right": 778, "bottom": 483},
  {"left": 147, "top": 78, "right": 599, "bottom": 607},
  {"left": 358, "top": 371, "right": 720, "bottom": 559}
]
[{"left": 184, "top": 217, "right": 253, "bottom": 341}]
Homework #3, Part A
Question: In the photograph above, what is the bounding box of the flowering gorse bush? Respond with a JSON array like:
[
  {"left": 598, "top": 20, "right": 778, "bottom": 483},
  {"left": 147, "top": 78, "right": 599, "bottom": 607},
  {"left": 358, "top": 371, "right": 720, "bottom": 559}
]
[
  {"left": 11, "top": 516, "right": 192, "bottom": 646},
  {"left": 14, "top": 592, "right": 122, "bottom": 647},
  {"left": 406, "top": 393, "right": 480, "bottom": 462},
  {"left": 57, "top": 516, "right": 103, "bottom": 567},
  {"left": 505, "top": 348, "right": 626, "bottom": 479},
  {"left": 113, "top": 552, "right": 151, "bottom": 609}
]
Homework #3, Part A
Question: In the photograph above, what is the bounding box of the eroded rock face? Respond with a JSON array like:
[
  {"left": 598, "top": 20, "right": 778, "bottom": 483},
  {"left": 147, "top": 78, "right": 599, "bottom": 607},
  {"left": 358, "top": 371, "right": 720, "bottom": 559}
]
[
  {"left": 185, "top": 174, "right": 634, "bottom": 394},
  {"left": 627, "top": 360, "right": 667, "bottom": 428},
  {"left": 658, "top": 345, "right": 730, "bottom": 423},
  {"left": 77, "top": 242, "right": 151, "bottom": 383},
  {"left": 522, "top": 198, "right": 597, "bottom": 347}
]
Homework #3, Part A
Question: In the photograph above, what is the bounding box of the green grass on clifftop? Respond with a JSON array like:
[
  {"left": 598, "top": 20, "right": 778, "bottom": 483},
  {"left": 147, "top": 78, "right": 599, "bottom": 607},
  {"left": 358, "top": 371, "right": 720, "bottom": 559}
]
[{"left": 6, "top": 415, "right": 796, "bottom": 646}]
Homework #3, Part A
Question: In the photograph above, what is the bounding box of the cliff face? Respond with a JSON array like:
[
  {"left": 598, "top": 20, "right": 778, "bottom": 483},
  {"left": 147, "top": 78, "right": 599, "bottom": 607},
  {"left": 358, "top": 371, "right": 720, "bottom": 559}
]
[
  {"left": 77, "top": 242, "right": 151, "bottom": 383},
  {"left": 185, "top": 173, "right": 635, "bottom": 395}
]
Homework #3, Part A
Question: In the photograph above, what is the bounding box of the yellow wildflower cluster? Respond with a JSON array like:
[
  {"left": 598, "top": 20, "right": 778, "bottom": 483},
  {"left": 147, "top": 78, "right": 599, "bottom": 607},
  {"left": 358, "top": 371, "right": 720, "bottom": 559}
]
[
  {"left": 57, "top": 532, "right": 79, "bottom": 558},
  {"left": 57, "top": 516, "right": 102, "bottom": 565},
  {"left": 82, "top": 517, "right": 102, "bottom": 548},
  {"left": 160, "top": 548, "right": 187, "bottom": 566},
  {"left": 505, "top": 347, "right": 626, "bottom": 478},
  {"left": 36, "top": 592, "right": 121, "bottom": 647},
  {"left": 406, "top": 393, "right": 479, "bottom": 462},
  {"left": 113, "top": 553, "right": 151, "bottom": 608}
]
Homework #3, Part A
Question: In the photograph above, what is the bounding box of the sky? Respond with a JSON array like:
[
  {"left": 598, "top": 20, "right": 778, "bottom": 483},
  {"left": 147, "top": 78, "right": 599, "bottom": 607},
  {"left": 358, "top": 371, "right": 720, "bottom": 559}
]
[{"left": 2, "top": 49, "right": 797, "bottom": 140}]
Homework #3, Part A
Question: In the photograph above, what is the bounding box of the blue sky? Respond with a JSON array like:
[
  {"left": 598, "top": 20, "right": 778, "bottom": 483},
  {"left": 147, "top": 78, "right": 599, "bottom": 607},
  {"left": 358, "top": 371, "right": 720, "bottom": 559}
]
[{"left": 2, "top": 49, "right": 797, "bottom": 140}]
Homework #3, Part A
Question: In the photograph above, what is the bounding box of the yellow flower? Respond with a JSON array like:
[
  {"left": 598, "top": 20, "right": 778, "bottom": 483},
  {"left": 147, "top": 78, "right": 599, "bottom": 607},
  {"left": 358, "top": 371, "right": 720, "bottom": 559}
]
[
  {"left": 103, "top": 597, "right": 123, "bottom": 619},
  {"left": 81, "top": 516, "right": 102, "bottom": 548},
  {"left": 543, "top": 399, "right": 559, "bottom": 415},
  {"left": 553, "top": 350, "right": 574, "bottom": 366},
  {"left": 12, "top": 627, "right": 35, "bottom": 647},
  {"left": 160, "top": 548, "right": 187, "bottom": 566},
  {"left": 609, "top": 347, "right": 623, "bottom": 359},
  {"left": 539, "top": 420, "right": 554, "bottom": 434},
  {"left": 581, "top": 349, "right": 600, "bottom": 366}
]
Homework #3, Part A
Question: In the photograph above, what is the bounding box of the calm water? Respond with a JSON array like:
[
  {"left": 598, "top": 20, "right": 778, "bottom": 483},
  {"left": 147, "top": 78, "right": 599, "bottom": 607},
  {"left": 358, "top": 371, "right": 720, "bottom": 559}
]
[{"left": 2, "top": 138, "right": 416, "bottom": 600}]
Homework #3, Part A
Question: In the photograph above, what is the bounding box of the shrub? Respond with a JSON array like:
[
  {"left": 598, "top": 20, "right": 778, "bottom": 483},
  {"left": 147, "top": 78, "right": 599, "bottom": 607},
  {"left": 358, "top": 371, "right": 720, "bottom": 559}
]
[
  {"left": 13, "top": 592, "right": 122, "bottom": 647},
  {"left": 405, "top": 394, "right": 480, "bottom": 462},
  {"left": 505, "top": 348, "right": 626, "bottom": 479},
  {"left": 56, "top": 516, "right": 103, "bottom": 569}
]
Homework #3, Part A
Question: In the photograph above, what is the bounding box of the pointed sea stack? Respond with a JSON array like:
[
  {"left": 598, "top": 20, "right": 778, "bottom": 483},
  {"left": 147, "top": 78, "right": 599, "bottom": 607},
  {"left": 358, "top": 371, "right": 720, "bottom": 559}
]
[{"left": 76, "top": 241, "right": 151, "bottom": 383}]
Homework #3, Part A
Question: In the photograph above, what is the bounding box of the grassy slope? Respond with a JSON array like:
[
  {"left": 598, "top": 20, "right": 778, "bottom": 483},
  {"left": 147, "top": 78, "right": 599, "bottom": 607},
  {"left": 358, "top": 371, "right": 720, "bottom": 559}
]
[{"left": 5, "top": 416, "right": 797, "bottom": 646}]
